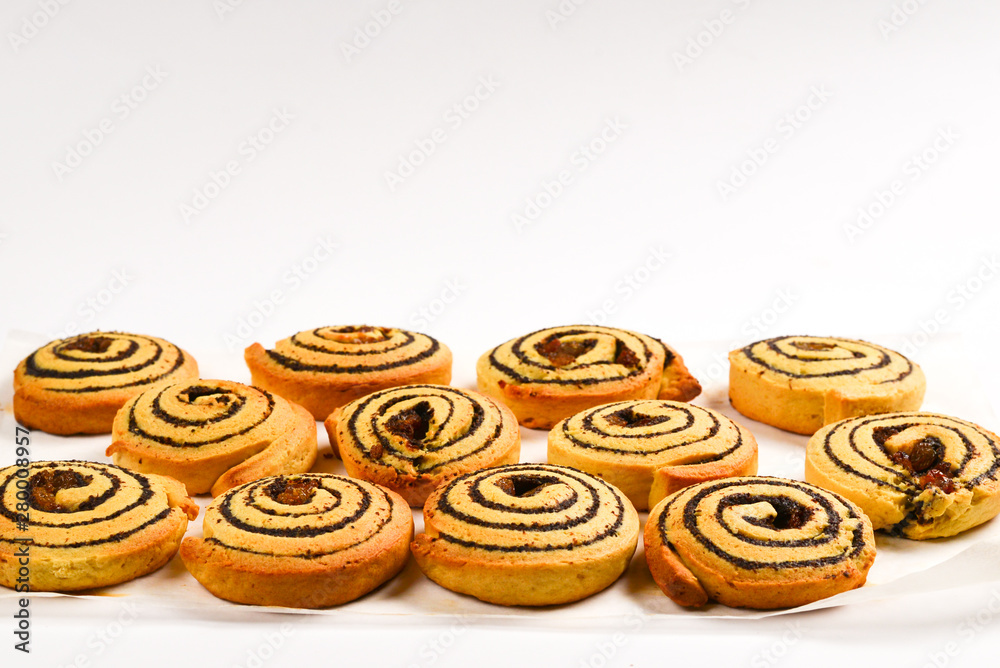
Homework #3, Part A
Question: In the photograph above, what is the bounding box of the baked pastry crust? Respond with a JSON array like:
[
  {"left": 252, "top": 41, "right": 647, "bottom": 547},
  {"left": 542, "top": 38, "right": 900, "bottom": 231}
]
[
  {"left": 548, "top": 399, "right": 758, "bottom": 510},
  {"left": 645, "top": 476, "right": 875, "bottom": 609},
  {"left": 411, "top": 463, "right": 639, "bottom": 606},
  {"left": 729, "top": 336, "right": 925, "bottom": 435},
  {"left": 180, "top": 473, "right": 412, "bottom": 608},
  {"left": 13, "top": 331, "right": 199, "bottom": 435},
  {"left": 805, "top": 412, "right": 1000, "bottom": 539},
  {"left": 325, "top": 384, "right": 520, "bottom": 507},
  {"left": 476, "top": 326, "right": 701, "bottom": 430},
  {"left": 245, "top": 326, "right": 452, "bottom": 420},
  {"left": 0, "top": 460, "right": 198, "bottom": 592},
  {"left": 107, "top": 379, "right": 317, "bottom": 496}
]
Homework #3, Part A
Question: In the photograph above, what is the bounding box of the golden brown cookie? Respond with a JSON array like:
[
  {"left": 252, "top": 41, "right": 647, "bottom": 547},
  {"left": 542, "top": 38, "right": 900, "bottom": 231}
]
[
  {"left": 13, "top": 331, "right": 199, "bottom": 435},
  {"left": 107, "top": 379, "right": 317, "bottom": 496},
  {"left": 729, "top": 336, "right": 925, "bottom": 435},
  {"left": 325, "top": 384, "right": 520, "bottom": 507},
  {"left": 805, "top": 412, "right": 1000, "bottom": 539},
  {"left": 411, "top": 463, "right": 639, "bottom": 606},
  {"left": 645, "top": 476, "right": 875, "bottom": 609},
  {"left": 245, "top": 326, "right": 452, "bottom": 420},
  {"left": 0, "top": 460, "right": 198, "bottom": 592},
  {"left": 180, "top": 473, "right": 412, "bottom": 608},
  {"left": 548, "top": 399, "right": 758, "bottom": 510},
  {"left": 477, "top": 325, "right": 701, "bottom": 430}
]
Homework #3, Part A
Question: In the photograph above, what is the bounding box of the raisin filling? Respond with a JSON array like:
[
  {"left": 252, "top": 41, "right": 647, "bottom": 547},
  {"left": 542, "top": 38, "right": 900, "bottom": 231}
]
[
  {"left": 29, "top": 469, "right": 93, "bottom": 512},
  {"left": 536, "top": 337, "right": 597, "bottom": 367},
  {"left": 63, "top": 336, "right": 113, "bottom": 354},
  {"left": 743, "top": 496, "right": 813, "bottom": 530},
  {"left": 606, "top": 407, "right": 659, "bottom": 428},
  {"left": 613, "top": 341, "right": 641, "bottom": 369},
  {"left": 890, "top": 436, "right": 956, "bottom": 493},
  {"left": 266, "top": 478, "right": 319, "bottom": 505},
  {"left": 872, "top": 424, "right": 910, "bottom": 447},
  {"left": 385, "top": 401, "right": 433, "bottom": 448}
]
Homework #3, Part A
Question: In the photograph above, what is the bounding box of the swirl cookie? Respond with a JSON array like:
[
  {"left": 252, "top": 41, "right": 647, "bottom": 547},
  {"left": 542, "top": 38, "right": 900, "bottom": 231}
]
[
  {"left": 477, "top": 325, "right": 701, "bottom": 430},
  {"left": 548, "top": 400, "right": 758, "bottom": 510},
  {"left": 180, "top": 474, "right": 412, "bottom": 608},
  {"left": 107, "top": 379, "right": 317, "bottom": 496},
  {"left": 411, "top": 463, "right": 639, "bottom": 606},
  {"left": 805, "top": 412, "right": 1000, "bottom": 539},
  {"left": 245, "top": 326, "right": 452, "bottom": 420},
  {"left": 645, "top": 477, "right": 875, "bottom": 609},
  {"left": 325, "top": 385, "right": 520, "bottom": 507},
  {"left": 0, "top": 461, "right": 198, "bottom": 592},
  {"left": 729, "top": 336, "right": 925, "bottom": 435},
  {"left": 13, "top": 331, "right": 199, "bottom": 435}
]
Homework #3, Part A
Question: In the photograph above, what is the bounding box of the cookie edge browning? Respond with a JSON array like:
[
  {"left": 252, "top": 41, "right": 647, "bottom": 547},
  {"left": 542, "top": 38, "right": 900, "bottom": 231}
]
[
  {"left": 411, "top": 481, "right": 640, "bottom": 607},
  {"left": 644, "top": 482, "right": 877, "bottom": 610},
  {"left": 642, "top": 535, "right": 709, "bottom": 607},
  {"left": 728, "top": 346, "right": 926, "bottom": 435},
  {"left": 0, "top": 470, "right": 198, "bottom": 592},
  {"left": 107, "top": 391, "right": 318, "bottom": 496},
  {"left": 647, "top": 424, "right": 760, "bottom": 509},
  {"left": 657, "top": 345, "right": 702, "bottom": 403},
  {"left": 728, "top": 355, "right": 823, "bottom": 434},
  {"left": 179, "top": 485, "right": 413, "bottom": 608},
  {"left": 245, "top": 339, "right": 453, "bottom": 420},
  {"left": 12, "top": 349, "right": 199, "bottom": 436},
  {"left": 325, "top": 391, "right": 522, "bottom": 507}
]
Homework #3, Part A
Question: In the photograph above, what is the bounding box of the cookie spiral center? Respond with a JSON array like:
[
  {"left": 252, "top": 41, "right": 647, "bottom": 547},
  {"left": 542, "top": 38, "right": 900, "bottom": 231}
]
[
  {"left": 537, "top": 337, "right": 597, "bottom": 367},
  {"left": 791, "top": 341, "right": 835, "bottom": 352},
  {"left": 29, "top": 469, "right": 93, "bottom": 512},
  {"left": 181, "top": 385, "right": 232, "bottom": 406},
  {"left": 330, "top": 325, "right": 392, "bottom": 343},
  {"left": 873, "top": 426, "right": 956, "bottom": 492},
  {"left": 385, "top": 401, "right": 434, "bottom": 448},
  {"left": 724, "top": 493, "right": 813, "bottom": 531},
  {"left": 266, "top": 478, "right": 319, "bottom": 505},
  {"left": 495, "top": 474, "right": 558, "bottom": 498},
  {"left": 760, "top": 497, "right": 812, "bottom": 530},
  {"left": 605, "top": 407, "right": 660, "bottom": 428},
  {"left": 64, "top": 336, "right": 113, "bottom": 354},
  {"left": 888, "top": 435, "right": 955, "bottom": 493}
]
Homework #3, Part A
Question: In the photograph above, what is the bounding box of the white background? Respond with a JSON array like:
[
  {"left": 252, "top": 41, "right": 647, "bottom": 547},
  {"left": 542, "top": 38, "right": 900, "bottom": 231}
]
[{"left": 2, "top": 0, "right": 1000, "bottom": 666}]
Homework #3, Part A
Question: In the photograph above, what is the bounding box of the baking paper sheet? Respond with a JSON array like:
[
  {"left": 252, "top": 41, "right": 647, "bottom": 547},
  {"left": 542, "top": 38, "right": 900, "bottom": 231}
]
[{"left": 3, "top": 331, "right": 999, "bottom": 621}]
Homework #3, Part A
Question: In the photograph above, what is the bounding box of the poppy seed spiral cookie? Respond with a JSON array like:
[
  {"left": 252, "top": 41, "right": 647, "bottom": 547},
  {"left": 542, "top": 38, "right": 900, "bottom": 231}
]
[
  {"left": 13, "top": 331, "right": 199, "bottom": 435},
  {"left": 245, "top": 326, "right": 452, "bottom": 420},
  {"left": 548, "top": 400, "right": 758, "bottom": 510},
  {"left": 107, "top": 379, "right": 317, "bottom": 497},
  {"left": 477, "top": 325, "right": 701, "bottom": 430},
  {"left": 180, "top": 473, "right": 413, "bottom": 608},
  {"left": 411, "top": 463, "right": 640, "bottom": 606},
  {"left": 729, "top": 336, "right": 925, "bottom": 435},
  {"left": 325, "top": 384, "right": 520, "bottom": 507},
  {"left": 0, "top": 460, "right": 198, "bottom": 591},
  {"left": 805, "top": 412, "right": 1000, "bottom": 539},
  {"left": 645, "top": 477, "right": 875, "bottom": 609}
]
